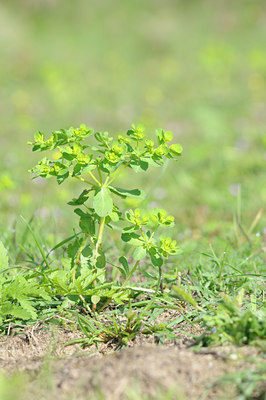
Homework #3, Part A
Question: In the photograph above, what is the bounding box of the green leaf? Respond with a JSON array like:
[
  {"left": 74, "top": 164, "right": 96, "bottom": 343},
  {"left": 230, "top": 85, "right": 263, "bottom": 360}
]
[
  {"left": 108, "top": 211, "right": 119, "bottom": 222},
  {"left": 164, "top": 131, "right": 173, "bottom": 142},
  {"left": 156, "top": 129, "right": 173, "bottom": 144},
  {"left": 72, "top": 163, "right": 96, "bottom": 177},
  {"left": 149, "top": 249, "right": 163, "bottom": 267},
  {"left": 109, "top": 187, "right": 145, "bottom": 199},
  {"left": 142, "top": 157, "right": 161, "bottom": 167},
  {"left": 121, "top": 232, "right": 143, "bottom": 246},
  {"left": 96, "top": 251, "right": 106, "bottom": 269},
  {"left": 172, "top": 286, "right": 198, "bottom": 307},
  {"left": 95, "top": 131, "right": 113, "bottom": 146},
  {"left": 18, "top": 298, "right": 38, "bottom": 319},
  {"left": 74, "top": 208, "right": 95, "bottom": 234},
  {"left": 130, "top": 160, "right": 148, "bottom": 173},
  {"left": 119, "top": 256, "right": 130, "bottom": 276},
  {"left": 67, "top": 238, "right": 82, "bottom": 258},
  {"left": 68, "top": 189, "right": 91, "bottom": 206},
  {"left": 82, "top": 245, "right": 93, "bottom": 257},
  {"left": 56, "top": 169, "right": 69, "bottom": 184},
  {"left": 2, "top": 303, "right": 34, "bottom": 320},
  {"left": 91, "top": 295, "right": 100, "bottom": 305},
  {"left": 169, "top": 144, "right": 183, "bottom": 157},
  {"left": 93, "top": 187, "right": 113, "bottom": 217},
  {"left": 149, "top": 251, "right": 163, "bottom": 267},
  {"left": 133, "top": 246, "right": 147, "bottom": 261},
  {"left": 0, "top": 241, "right": 8, "bottom": 269}
]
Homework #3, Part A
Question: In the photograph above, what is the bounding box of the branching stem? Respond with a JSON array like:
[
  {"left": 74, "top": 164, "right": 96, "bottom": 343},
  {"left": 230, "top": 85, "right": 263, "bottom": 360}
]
[
  {"left": 107, "top": 160, "right": 131, "bottom": 186},
  {"left": 74, "top": 176, "right": 94, "bottom": 186},
  {"left": 139, "top": 227, "right": 147, "bottom": 242},
  {"left": 150, "top": 225, "right": 159, "bottom": 240},
  {"left": 97, "top": 165, "right": 103, "bottom": 185},
  {"left": 88, "top": 170, "right": 101, "bottom": 186}
]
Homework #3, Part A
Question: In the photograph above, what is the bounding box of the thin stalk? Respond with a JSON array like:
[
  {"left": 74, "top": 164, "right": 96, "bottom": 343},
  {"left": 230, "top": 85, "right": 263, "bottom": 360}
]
[
  {"left": 20, "top": 216, "right": 50, "bottom": 269},
  {"left": 74, "top": 176, "right": 94, "bottom": 186},
  {"left": 88, "top": 170, "right": 101, "bottom": 186},
  {"left": 120, "top": 260, "right": 140, "bottom": 290},
  {"left": 91, "top": 216, "right": 106, "bottom": 283},
  {"left": 98, "top": 260, "right": 140, "bottom": 313},
  {"left": 79, "top": 294, "right": 93, "bottom": 315},
  {"left": 139, "top": 227, "right": 147, "bottom": 241},
  {"left": 97, "top": 298, "right": 112, "bottom": 313},
  {"left": 248, "top": 207, "right": 263, "bottom": 235},
  {"left": 107, "top": 160, "right": 131, "bottom": 186},
  {"left": 91, "top": 217, "right": 106, "bottom": 310},
  {"left": 149, "top": 225, "right": 159, "bottom": 241},
  {"left": 94, "top": 217, "right": 106, "bottom": 259},
  {"left": 159, "top": 265, "right": 164, "bottom": 293},
  {"left": 236, "top": 217, "right": 252, "bottom": 246},
  {"left": 140, "top": 159, "right": 169, "bottom": 207},
  {"left": 97, "top": 165, "right": 103, "bottom": 185},
  {"left": 209, "top": 244, "right": 225, "bottom": 285},
  {"left": 139, "top": 266, "right": 163, "bottom": 317},
  {"left": 72, "top": 234, "right": 88, "bottom": 281}
]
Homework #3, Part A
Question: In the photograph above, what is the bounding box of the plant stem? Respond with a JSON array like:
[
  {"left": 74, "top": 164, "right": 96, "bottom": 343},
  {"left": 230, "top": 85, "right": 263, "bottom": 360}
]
[
  {"left": 79, "top": 294, "right": 93, "bottom": 315},
  {"left": 142, "top": 265, "right": 163, "bottom": 315},
  {"left": 159, "top": 265, "right": 164, "bottom": 293},
  {"left": 97, "top": 165, "right": 103, "bottom": 185},
  {"left": 75, "top": 234, "right": 88, "bottom": 267},
  {"left": 120, "top": 260, "right": 140, "bottom": 290},
  {"left": 107, "top": 160, "right": 131, "bottom": 186},
  {"left": 74, "top": 176, "right": 94, "bottom": 186},
  {"left": 98, "top": 260, "right": 140, "bottom": 313},
  {"left": 91, "top": 217, "right": 106, "bottom": 310},
  {"left": 140, "top": 159, "right": 169, "bottom": 207},
  {"left": 20, "top": 216, "right": 50, "bottom": 269},
  {"left": 95, "top": 217, "right": 106, "bottom": 259},
  {"left": 91, "top": 216, "right": 106, "bottom": 274},
  {"left": 149, "top": 225, "right": 159, "bottom": 240},
  {"left": 72, "top": 234, "right": 88, "bottom": 281},
  {"left": 139, "top": 227, "right": 146, "bottom": 241},
  {"left": 88, "top": 171, "right": 101, "bottom": 186}
]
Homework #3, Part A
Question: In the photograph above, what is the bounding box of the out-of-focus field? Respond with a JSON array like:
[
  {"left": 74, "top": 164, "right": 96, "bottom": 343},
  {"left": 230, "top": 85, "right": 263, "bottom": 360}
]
[
  {"left": 0, "top": 3, "right": 266, "bottom": 399},
  {"left": 0, "top": 0, "right": 265, "bottom": 238}
]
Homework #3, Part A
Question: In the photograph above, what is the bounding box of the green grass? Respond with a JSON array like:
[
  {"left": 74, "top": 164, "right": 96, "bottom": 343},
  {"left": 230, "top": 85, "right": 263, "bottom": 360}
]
[{"left": 0, "top": 1, "right": 265, "bottom": 399}]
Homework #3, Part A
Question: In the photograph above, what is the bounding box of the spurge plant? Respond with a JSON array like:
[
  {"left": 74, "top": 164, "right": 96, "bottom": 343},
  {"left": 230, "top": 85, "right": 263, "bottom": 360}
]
[{"left": 28, "top": 124, "right": 183, "bottom": 311}]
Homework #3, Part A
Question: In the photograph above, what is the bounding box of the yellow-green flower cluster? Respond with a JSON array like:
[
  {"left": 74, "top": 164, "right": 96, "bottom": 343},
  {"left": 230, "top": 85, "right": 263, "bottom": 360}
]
[
  {"left": 159, "top": 237, "right": 178, "bottom": 257},
  {"left": 125, "top": 208, "right": 149, "bottom": 226},
  {"left": 127, "top": 124, "right": 145, "bottom": 141}
]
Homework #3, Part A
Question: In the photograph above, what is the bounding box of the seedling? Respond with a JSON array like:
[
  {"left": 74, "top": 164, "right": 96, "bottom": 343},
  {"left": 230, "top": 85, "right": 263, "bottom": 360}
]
[{"left": 28, "top": 124, "right": 183, "bottom": 310}]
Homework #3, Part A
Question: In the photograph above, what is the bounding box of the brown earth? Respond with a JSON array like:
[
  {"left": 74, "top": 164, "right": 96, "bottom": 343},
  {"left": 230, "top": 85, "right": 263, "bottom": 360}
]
[{"left": 0, "top": 318, "right": 265, "bottom": 400}]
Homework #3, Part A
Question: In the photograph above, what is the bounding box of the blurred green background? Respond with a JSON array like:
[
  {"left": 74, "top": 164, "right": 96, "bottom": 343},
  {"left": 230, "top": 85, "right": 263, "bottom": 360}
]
[{"left": 0, "top": 0, "right": 265, "bottom": 241}]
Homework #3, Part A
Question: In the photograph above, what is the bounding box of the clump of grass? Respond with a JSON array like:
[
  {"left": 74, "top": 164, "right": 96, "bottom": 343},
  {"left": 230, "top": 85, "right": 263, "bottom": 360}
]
[{"left": 198, "top": 290, "right": 266, "bottom": 346}]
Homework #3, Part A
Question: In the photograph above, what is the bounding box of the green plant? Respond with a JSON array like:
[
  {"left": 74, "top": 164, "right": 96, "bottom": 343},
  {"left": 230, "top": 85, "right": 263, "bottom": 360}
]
[
  {"left": 28, "top": 124, "right": 182, "bottom": 311},
  {"left": 197, "top": 289, "right": 266, "bottom": 346},
  {"left": 212, "top": 362, "right": 266, "bottom": 400}
]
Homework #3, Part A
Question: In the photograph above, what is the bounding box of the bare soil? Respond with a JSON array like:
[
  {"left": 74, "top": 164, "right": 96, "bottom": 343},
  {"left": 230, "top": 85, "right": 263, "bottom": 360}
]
[{"left": 0, "top": 316, "right": 265, "bottom": 400}]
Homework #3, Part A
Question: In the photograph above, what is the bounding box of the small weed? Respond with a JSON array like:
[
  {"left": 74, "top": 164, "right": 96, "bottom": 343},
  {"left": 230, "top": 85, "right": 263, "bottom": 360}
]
[
  {"left": 213, "top": 362, "right": 266, "bottom": 400},
  {"left": 26, "top": 124, "right": 182, "bottom": 314},
  {"left": 197, "top": 290, "right": 266, "bottom": 346}
]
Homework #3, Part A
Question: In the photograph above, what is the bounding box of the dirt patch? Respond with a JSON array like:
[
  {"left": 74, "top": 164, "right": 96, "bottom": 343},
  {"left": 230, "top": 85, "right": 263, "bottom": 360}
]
[
  {"left": 0, "top": 323, "right": 264, "bottom": 400},
  {"left": 0, "top": 326, "right": 90, "bottom": 370},
  {"left": 51, "top": 345, "right": 232, "bottom": 400}
]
